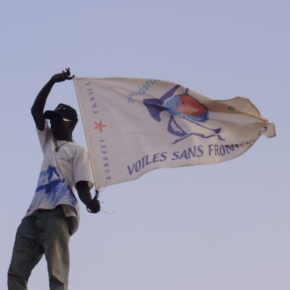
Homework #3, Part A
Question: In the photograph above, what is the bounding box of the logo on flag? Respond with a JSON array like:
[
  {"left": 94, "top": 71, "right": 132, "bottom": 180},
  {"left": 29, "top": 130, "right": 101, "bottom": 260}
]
[{"left": 143, "top": 85, "right": 225, "bottom": 144}]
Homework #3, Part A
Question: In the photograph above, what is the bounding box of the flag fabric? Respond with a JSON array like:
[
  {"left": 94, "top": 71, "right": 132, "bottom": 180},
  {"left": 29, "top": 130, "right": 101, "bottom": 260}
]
[{"left": 74, "top": 77, "right": 275, "bottom": 189}]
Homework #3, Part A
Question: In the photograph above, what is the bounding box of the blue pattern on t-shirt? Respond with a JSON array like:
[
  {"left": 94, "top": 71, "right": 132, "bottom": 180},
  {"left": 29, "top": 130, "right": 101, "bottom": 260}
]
[{"left": 26, "top": 165, "right": 78, "bottom": 214}]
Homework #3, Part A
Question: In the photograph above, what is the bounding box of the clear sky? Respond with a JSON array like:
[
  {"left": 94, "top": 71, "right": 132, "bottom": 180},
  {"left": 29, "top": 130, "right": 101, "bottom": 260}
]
[{"left": 1, "top": 1, "right": 289, "bottom": 289}]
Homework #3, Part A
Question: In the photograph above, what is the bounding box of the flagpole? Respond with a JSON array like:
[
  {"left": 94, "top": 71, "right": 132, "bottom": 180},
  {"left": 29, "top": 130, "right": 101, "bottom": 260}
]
[{"left": 73, "top": 77, "right": 100, "bottom": 198}]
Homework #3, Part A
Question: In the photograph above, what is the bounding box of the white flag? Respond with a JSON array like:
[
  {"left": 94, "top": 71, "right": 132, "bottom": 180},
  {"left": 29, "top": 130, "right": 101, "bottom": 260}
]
[{"left": 74, "top": 77, "right": 275, "bottom": 188}]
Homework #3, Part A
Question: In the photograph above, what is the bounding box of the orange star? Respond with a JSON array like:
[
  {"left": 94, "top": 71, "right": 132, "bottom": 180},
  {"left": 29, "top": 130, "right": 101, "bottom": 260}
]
[{"left": 94, "top": 121, "right": 107, "bottom": 133}]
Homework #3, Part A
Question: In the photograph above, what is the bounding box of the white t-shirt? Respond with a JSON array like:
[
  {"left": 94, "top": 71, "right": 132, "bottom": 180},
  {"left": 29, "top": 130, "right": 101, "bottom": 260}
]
[{"left": 25, "top": 120, "right": 94, "bottom": 235}]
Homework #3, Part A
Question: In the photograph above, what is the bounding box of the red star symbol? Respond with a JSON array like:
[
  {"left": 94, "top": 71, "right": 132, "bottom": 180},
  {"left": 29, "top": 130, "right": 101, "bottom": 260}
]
[{"left": 94, "top": 121, "right": 107, "bottom": 133}]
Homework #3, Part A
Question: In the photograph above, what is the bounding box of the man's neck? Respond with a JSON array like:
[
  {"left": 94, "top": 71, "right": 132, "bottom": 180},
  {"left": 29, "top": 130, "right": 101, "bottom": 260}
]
[
  {"left": 55, "top": 135, "right": 73, "bottom": 142},
  {"left": 56, "top": 138, "right": 72, "bottom": 142}
]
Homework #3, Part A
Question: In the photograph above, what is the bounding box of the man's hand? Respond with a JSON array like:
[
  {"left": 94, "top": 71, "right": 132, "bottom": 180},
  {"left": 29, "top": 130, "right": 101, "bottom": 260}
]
[
  {"left": 75, "top": 181, "right": 101, "bottom": 214},
  {"left": 86, "top": 196, "right": 101, "bottom": 214},
  {"left": 50, "top": 68, "right": 74, "bottom": 83}
]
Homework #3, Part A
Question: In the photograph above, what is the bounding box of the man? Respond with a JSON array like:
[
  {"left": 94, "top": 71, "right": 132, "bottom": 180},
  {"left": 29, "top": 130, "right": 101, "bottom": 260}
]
[{"left": 8, "top": 68, "right": 100, "bottom": 290}]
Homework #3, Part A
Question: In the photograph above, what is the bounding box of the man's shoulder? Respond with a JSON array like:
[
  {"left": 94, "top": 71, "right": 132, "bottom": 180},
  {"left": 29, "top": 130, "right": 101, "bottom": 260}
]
[
  {"left": 67, "top": 142, "right": 88, "bottom": 154},
  {"left": 69, "top": 142, "right": 86, "bottom": 149}
]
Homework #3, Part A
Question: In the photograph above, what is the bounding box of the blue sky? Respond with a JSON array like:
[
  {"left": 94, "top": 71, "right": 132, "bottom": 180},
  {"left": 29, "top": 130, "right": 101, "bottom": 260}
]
[{"left": 0, "top": 1, "right": 289, "bottom": 289}]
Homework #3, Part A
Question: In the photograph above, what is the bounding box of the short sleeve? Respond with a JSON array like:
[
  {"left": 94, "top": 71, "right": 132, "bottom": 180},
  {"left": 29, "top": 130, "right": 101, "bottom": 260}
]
[
  {"left": 37, "top": 120, "right": 53, "bottom": 154},
  {"left": 73, "top": 147, "right": 94, "bottom": 189}
]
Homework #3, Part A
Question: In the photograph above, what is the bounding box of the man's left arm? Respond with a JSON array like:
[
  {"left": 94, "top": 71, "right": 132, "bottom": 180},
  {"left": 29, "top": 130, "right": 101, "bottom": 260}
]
[{"left": 75, "top": 181, "right": 101, "bottom": 214}]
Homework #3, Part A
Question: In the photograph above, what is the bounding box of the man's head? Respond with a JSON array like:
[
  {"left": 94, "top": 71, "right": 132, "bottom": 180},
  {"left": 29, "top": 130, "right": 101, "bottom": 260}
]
[{"left": 44, "top": 104, "right": 78, "bottom": 140}]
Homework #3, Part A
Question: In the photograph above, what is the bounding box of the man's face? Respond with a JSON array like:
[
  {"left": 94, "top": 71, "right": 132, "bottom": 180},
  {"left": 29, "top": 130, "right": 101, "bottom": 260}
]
[{"left": 50, "top": 115, "right": 74, "bottom": 140}]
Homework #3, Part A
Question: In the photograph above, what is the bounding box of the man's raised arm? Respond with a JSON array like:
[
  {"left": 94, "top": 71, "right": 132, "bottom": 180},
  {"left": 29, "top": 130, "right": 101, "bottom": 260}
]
[{"left": 31, "top": 68, "right": 74, "bottom": 130}]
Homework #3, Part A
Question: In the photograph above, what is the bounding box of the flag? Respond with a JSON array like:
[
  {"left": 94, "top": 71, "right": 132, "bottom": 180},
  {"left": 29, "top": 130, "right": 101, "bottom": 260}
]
[{"left": 74, "top": 77, "right": 275, "bottom": 188}]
